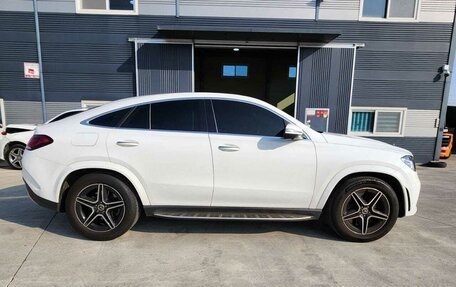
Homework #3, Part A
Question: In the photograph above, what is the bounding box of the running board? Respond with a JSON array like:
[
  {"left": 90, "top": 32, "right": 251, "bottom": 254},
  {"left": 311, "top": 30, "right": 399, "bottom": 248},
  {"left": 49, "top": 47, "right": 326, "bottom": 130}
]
[{"left": 145, "top": 207, "right": 321, "bottom": 222}]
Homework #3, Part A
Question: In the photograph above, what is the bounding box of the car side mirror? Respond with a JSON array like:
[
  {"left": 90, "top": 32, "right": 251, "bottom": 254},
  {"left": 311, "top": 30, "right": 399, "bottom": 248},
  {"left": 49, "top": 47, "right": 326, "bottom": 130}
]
[{"left": 283, "top": 123, "right": 304, "bottom": 140}]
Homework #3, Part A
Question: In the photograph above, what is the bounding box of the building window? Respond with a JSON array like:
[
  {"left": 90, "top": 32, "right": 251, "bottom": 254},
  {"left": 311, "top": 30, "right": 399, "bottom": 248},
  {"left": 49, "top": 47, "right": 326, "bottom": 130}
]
[
  {"left": 350, "top": 108, "right": 406, "bottom": 136},
  {"left": 77, "top": 0, "right": 137, "bottom": 14},
  {"left": 351, "top": 111, "right": 375, "bottom": 132},
  {"left": 222, "top": 65, "right": 248, "bottom": 77},
  {"left": 288, "top": 67, "right": 297, "bottom": 78},
  {"left": 361, "top": 0, "right": 418, "bottom": 20}
]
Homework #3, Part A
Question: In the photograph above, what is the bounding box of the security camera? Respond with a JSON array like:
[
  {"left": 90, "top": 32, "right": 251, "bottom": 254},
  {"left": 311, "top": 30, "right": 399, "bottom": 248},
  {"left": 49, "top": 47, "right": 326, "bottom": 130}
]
[{"left": 443, "top": 64, "right": 451, "bottom": 76}]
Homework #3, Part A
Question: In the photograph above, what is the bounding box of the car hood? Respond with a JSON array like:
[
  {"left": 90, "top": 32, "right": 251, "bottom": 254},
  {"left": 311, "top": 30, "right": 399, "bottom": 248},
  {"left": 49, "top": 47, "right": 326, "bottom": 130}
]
[{"left": 322, "top": 133, "right": 411, "bottom": 155}]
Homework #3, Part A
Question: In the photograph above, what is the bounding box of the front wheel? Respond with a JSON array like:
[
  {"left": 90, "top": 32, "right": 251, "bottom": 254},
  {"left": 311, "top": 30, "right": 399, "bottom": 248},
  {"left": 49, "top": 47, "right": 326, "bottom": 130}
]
[
  {"left": 66, "top": 173, "right": 140, "bottom": 241},
  {"left": 329, "top": 176, "right": 399, "bottom": 242}
]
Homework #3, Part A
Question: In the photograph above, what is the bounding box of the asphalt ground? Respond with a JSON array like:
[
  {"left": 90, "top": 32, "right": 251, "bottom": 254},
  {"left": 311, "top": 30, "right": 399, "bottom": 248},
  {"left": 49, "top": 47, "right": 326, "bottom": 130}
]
[{"left": 0, "top": 158, "right": 455, "bottom": 286}]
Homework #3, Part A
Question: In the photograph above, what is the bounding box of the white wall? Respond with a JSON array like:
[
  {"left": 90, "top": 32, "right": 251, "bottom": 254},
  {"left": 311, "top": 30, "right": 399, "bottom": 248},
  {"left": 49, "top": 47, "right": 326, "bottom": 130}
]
[{"left": 0, "top": 0, "right": 454, "bottom": 23}]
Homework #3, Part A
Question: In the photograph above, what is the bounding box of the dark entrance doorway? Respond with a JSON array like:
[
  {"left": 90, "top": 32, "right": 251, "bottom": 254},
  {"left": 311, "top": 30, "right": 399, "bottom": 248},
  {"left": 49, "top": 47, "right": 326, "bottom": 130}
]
[{"left": 194, "top": 47, "right": 298, "bottom": 116}]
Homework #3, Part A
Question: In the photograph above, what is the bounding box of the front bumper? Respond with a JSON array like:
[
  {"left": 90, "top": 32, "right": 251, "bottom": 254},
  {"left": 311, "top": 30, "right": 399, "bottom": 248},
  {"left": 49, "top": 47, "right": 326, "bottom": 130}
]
[
  {"left": 0, "top": 137, "right": 8, "bottom": 161},
  {"left": 24, "top": 180, "right": 58, "bottom": 211},
  {"left": 402, "top": 170, "right": 420, "bottom": 216}
]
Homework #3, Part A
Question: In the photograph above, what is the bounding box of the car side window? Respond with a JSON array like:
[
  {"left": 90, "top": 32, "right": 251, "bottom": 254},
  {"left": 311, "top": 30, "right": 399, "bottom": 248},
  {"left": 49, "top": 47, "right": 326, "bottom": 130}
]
[
  {"left": 150, "top": 100, "right": 207, "bottom": 132},
  {"left": 89, "top": 108, "right": 133, "bottom": 127},
  {"left": 211, "top": 100, "right": 286, "bottom": 137},
  {"left": 120, "top": 105, "right": 150, "bottom": 129}
]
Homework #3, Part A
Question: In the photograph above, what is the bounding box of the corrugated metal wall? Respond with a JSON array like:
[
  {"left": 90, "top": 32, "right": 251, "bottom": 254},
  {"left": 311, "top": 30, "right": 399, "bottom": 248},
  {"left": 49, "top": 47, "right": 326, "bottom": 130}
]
[
  {"left": 368, "top": 137, "right": 436, "bottom": 164},
  {"left": 1, "top": 0, "right": 454, "bottom": 22},
  {"left": 319, "top": 0, "right": 360, "bottom": 20},
  {"left": 137, "top": 43, "right": 193, "bottom": 96},
  {"left": 296, "top": 47, "right": 355, "bottom": 134},
  {"left": 0, "top": 11, "right": 452, "bottom": 162},
  {"left": 404, "top": 109, "right": 439, "bottom": 137},
  {"left": 3, "top": 101, "right": 81, "bottom": 124},
  {"left": 0, "top": 11, "right": 451, "bottom": 120}
]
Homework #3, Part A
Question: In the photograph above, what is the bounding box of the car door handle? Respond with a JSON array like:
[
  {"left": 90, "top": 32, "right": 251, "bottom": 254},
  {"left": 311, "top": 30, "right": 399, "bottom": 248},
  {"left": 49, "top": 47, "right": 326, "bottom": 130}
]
[
  {"left": 218, "top": 144, "right": 240, "bottom": 152},
  {"left": 116, "top": 140, "right": 139, "bottom": 147}
]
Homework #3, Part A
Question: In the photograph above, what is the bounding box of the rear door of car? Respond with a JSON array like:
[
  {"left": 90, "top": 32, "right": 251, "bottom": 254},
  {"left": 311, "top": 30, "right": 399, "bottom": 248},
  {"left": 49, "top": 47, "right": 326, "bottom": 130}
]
[{"left": 103, "top": 99, "right": 214, "bottom": 206}]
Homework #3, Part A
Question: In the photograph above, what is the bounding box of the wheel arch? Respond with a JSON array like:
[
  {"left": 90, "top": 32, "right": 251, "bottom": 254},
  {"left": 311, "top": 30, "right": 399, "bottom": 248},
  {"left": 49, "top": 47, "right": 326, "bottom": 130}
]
[
  {"left": 316, "top": 167, "right": 409, "bottom": 218},
  {"left": 58, "top": 166, "right": 150, "bottom": 212},
  {"left": 3, "top": 141, "right": 26, "bottom": 156}
]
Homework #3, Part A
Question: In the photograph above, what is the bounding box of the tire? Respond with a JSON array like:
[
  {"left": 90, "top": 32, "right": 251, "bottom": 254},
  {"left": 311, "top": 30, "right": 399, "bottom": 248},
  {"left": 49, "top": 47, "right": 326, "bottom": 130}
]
[
  {"left": 6, "top": 143, "right": 25, "bottom": 170},
  {"left": 328, "top": 176, "right": 399, "bottom": 242},
  {"left": 66, "top": 173, "right": 140, "bottom": 241}
]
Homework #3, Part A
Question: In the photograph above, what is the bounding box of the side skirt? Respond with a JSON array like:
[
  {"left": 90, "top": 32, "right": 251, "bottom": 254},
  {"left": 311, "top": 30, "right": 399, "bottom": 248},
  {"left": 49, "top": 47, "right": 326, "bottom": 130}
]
[{"left": 144, "top": 206, "right": 321, "bottom": 222}]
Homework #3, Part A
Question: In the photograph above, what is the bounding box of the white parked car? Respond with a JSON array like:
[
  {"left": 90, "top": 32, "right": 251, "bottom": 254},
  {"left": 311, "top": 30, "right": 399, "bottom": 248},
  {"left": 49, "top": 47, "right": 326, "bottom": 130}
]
[
  {"left": 22, "top": 93, "right": 420, "bottom": 242},
  {"left": 0, "top": 109, "right": 86, "bottom": 169}
]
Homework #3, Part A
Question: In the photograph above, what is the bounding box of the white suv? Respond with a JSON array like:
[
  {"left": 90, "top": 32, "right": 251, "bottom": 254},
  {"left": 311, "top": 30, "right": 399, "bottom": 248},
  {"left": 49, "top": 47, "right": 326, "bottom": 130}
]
[{"left": 22, "top": 93, "right": 420, "bottom": 241}]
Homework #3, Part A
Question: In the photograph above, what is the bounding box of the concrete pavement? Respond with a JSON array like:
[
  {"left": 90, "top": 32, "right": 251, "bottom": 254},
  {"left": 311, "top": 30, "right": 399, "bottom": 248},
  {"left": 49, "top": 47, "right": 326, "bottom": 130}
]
[{"left": 0, "top": 159, "right": 455, "bottom": 286}]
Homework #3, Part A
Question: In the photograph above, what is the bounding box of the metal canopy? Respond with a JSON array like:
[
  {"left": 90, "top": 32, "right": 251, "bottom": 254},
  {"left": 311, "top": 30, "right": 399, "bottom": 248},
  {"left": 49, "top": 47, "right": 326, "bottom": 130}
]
[{"left": 156, "top": 25, "right": 341, "bottom": 42}]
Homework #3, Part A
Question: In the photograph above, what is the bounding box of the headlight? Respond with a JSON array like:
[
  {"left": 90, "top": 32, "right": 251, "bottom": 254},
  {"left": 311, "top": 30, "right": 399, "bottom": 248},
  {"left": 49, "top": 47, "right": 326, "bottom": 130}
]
[{"left": 401, "top": 155, "right": 416, "bottom": 171}]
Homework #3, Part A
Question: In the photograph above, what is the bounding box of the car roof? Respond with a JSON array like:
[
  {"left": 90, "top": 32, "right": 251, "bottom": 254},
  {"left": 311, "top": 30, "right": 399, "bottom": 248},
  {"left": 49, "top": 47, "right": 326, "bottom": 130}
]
[
  {"left": 84, "top": 93, "right": 278, "bottom": 117},
  {"left": 104, "top": 92, "right": 263, "bottom": 107}
]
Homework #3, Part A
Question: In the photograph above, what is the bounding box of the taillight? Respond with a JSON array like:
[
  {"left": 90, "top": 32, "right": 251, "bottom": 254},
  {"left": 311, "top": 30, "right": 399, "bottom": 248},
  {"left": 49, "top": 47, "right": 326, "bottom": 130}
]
[
  {"left": 26, "top": 135, "right": 54, "bottom": 151},
  {"left": 1, "top": 131, "right": 6, "bottom": 136}
]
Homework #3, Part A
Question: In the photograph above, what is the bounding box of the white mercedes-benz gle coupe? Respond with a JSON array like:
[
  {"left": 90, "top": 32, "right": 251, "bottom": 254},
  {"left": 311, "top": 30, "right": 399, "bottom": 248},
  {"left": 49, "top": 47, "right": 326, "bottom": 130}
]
[{"left": 22, "top": 93, "right": 420, "bottom": 242}]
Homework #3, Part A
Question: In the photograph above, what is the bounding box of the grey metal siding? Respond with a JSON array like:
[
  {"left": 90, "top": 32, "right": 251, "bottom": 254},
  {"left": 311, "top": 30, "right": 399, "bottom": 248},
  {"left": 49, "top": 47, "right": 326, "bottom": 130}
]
[
  {"left": 0, "top": 11, "right": 452, "bottom": 124},
  {"left": 352, "top": 79, "right": 445, "bottom": 110},
  {"left": 137, "top": 43, "right": 193, "bottom": 96},
  {"left": 420, "top": 0, "right": 456, "bottom": 22},
  {"left": 2, "top": 0, "right": 454, "bottom": 22},
  {"left": 4, "top": 100, "right": 81, "bottom": 124},
  {"left": 352, "top": 48, "right": 448, "bottom": 110},
  {"left": 179, "top": 0, "right": 316, "bottom": 19},
  {"left": 367, "top": 137, "right": 436, "bottom": 164},
  {"left": 296, "top": 47, "right": 354, "bottom": 134},
  {"left": 319, "top": 0, "right": 359, "bottom": 20}
]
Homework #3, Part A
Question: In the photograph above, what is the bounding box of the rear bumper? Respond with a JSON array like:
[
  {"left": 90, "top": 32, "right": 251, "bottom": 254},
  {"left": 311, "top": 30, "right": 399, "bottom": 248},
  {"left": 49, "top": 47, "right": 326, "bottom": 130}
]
[{"left": 24, "top": 180, "right": 58, "bottom": 211}]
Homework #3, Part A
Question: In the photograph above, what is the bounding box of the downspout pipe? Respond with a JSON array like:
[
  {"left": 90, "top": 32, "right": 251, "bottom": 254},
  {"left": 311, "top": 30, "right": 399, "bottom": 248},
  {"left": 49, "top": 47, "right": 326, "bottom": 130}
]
[
  {"left": 176, "top": 0, "right": 180, "bottom": 17},
  {"left": 315, "top": 0, "right": 321, "bottom": 21},
  {"left": 432, "top": 11, "right": 456, "bottom": 162},
  {"left": 33, "top": 0, "right": 47, "bottom": 122}
]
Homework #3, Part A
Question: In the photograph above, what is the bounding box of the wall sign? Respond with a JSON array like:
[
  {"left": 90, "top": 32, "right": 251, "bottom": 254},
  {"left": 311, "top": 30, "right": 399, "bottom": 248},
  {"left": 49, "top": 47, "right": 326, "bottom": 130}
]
[
  {"left": 305, "top": 108, "right": 330, "bottom": 132},
  {"left": 24, "top": 62, "right": 40, "bottom": 79}
]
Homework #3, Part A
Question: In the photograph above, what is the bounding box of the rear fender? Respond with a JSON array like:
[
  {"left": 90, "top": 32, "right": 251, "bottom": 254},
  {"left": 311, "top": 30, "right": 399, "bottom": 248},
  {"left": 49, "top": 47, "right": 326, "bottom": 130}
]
[{"left": 56, "top": 161, "right": 151, "bottom": 206}]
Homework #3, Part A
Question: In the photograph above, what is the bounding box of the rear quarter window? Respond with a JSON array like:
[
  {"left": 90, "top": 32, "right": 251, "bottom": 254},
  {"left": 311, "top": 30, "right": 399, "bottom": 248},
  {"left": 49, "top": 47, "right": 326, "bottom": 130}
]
[{"left": 89, "top": 108, "right": 133, "bottom": 127}]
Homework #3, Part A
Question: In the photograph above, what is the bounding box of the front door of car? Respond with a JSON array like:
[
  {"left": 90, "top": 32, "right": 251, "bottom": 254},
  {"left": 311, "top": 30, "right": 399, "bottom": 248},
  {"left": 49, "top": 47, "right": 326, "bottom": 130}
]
[
  {"left": 208, "top": 100, "right": 317, "bottom": 209},
  {"left": 105, "top": 100, "right": 214, "bottom": 206}
]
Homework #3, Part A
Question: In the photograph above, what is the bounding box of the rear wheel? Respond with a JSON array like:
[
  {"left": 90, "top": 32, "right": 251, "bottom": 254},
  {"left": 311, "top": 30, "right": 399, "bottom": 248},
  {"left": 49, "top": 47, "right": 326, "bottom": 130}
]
[
  {"left": 6, "top": 143, "right": 25, "bottom": 170},
  {"left": 329, "top": 176, "right": 399, "bottom": 242},
  {"left": 66, "top": 173, "right": 140, "bottom": 241}
]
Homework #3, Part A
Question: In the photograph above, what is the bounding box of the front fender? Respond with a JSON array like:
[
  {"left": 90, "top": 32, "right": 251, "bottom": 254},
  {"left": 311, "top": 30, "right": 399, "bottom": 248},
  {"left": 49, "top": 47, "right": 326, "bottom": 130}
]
[
  {"left": 312, "top": 164, "right": 408, "bottom": 210},
  {"left": 56, "top": 161, "right": 151, "bottom": 206}
]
